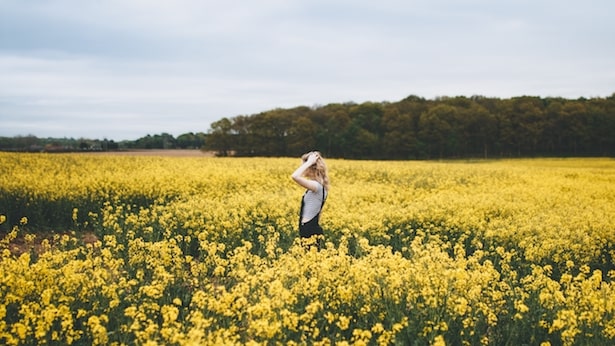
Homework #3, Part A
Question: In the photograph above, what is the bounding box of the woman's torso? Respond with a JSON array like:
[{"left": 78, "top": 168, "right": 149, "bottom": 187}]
[{"left": 301, "top": 182, "right": 327, "bottom": 224}]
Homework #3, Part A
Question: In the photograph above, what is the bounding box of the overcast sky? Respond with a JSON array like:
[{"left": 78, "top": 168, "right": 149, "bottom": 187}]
[{"left": 1, "top": 0, "right": 614, "bottom": 141}]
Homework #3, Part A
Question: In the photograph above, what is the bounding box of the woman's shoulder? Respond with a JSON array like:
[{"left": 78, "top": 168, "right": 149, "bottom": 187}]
[{"left": 307, "top": 181, "right": 324, "bottom": 194}]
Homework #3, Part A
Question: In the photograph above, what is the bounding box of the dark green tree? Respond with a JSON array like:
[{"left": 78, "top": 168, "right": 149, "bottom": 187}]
[
  {"left": 418, "top": 105, "right": 457, "bottom": 158},
  {"left": 177, "top": 132, "right": 205, "bottom": 149},
  {"left": 206, "top": 118, "right": 234, "bottom": 156},
  {"left": 382, "top": 107, "right": 418, "bottom": 159},
  {"left": 287, "top": 116, "right": 318, "bottom": 156}
]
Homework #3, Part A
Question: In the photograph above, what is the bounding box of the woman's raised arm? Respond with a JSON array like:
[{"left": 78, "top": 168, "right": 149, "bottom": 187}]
[{"left": 291, "top": 152, "right": 320, "bottom": 192}]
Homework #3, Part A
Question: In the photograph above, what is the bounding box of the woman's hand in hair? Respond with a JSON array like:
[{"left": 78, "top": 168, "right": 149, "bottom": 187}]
[
  {"left": 305, "top": 152, "right": 319, "bottom": 165},
  {"left": 291, "top": 152, "right": 321, "bottom": 192}
]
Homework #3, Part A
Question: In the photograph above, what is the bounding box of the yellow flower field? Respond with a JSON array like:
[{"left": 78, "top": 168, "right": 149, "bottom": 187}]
[{"left": 1, "top": 153, "right": 614, "bottom": 345}]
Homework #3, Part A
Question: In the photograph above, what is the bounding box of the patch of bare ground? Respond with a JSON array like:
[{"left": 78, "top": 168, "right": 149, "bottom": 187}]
[{"left": 3, "top": 231, "right": 100, "bottom": 257}]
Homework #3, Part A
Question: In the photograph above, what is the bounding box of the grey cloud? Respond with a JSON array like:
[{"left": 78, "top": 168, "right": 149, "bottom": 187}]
[{"left": 1, "top": 0, "right": 614, "bottom": 140}]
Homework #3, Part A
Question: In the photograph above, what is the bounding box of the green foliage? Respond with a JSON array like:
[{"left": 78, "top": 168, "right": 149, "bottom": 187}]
[
  {"left": 204, "top": 95, "right": 615, "bottom": 159},
  {"left": 0, "top": 132, "right": 207, "bottom": 152},
  {"left": 2, "top": 94, "right": 614, "bottom": 159}
]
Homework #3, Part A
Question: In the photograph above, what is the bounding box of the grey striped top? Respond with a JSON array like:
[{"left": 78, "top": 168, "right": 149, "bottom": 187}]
[{"left": 301, "top": 182, "right": 327, "bottom": 223}]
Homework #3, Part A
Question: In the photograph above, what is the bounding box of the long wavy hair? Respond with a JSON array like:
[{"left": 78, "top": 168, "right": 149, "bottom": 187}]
[{"left": 301, "top": 151, "right": 330, "bottom": 191}]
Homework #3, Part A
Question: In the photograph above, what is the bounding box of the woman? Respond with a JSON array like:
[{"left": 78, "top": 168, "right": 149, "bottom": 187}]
[{"left": 291, "top": 151, "right": 330, "bottom": 247}]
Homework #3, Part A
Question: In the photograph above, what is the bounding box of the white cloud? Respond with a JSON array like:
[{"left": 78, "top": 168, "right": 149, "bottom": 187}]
[{"left": 1, "top": 0, "right": 614, "bottom": 140}]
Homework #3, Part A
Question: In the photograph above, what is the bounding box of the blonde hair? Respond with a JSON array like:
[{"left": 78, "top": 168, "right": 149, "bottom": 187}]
[{"left": 301, "top": 151, "right": 330, "bottom": 191}]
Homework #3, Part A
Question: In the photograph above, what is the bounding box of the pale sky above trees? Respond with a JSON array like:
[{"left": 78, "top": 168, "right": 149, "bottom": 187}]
[{"left": 1, "top": 0, "right": 614, "bottom": 140}]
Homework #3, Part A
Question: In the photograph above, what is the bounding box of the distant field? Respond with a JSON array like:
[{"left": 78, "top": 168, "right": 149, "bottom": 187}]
[{"left": 88, "top": 149, "right": 216, "bottom": 157}]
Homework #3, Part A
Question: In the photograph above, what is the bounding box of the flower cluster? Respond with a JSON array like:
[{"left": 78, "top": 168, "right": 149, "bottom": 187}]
[{"left": 0, "top": 153, "right": 614, "bottom": 345}]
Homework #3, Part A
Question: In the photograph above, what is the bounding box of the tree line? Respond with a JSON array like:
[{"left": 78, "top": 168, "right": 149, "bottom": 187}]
[
  {"left": 2, "top": 94, "right": 614, "bottom": 159},
  {"left": 205, "top": 94, "right": 615, "bottom": 159},
  {"left": 0, "top": 132, "right": 207, "bottom": 152}
]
